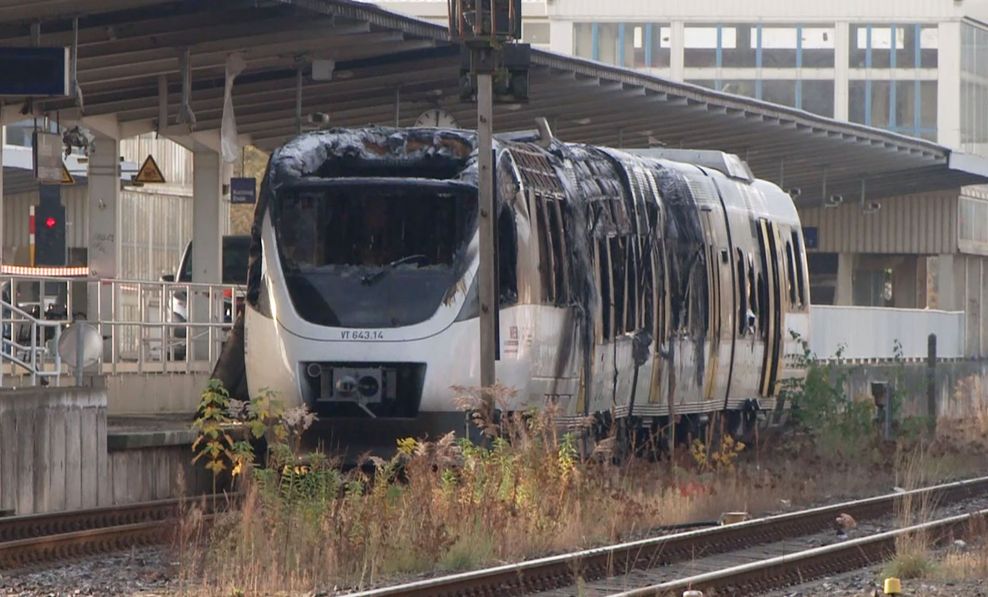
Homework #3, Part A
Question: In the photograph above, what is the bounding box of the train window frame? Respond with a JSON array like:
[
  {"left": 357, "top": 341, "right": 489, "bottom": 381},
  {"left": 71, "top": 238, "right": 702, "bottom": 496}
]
[
  {"left": 498, "top": 207, "right": 519, "bottom": 306},
  {"left": 530, "top": 192, "right": 570, "bottom": 306},
  {"left": 531, "top": 193, "right": 556, "bottom": 303},
  {"left": 784, "top": 238, "right": 798, "bottom": 307},
  {"left": 791, "top": 230, "right": 808, "bottom": 310},
  {"left": 547, "top": 196, "right": 570, "bottom": 303},
  {"left": 641, "top": 238, "right": 656, "bottom": 333},
  {"left": 610, "top": 236, "right": 627, "bottom": 336},
  {"left": 748, "top": 253, "right": 759, "bottom": 334},
  {"left": 598, "top": 239, "right": 614, "bottom": 340},
  {"left": 630, "top": 240, "right": 643, "bottom": 331},
  {"left": 736, "top": 248, "right": 748, "bottom": 336}
]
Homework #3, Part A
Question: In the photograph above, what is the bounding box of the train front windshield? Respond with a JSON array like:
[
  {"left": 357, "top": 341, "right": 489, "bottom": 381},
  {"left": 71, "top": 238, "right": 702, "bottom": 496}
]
[{"left": 272, "top": 181, "right": 478, "bottom": 328}]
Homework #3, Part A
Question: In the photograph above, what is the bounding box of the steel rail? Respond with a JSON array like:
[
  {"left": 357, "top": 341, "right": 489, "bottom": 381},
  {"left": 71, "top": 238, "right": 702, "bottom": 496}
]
[
  {"left": 614, "top": 509, "right": 988, "bottom": 597},
  {"left": 347, "top": 475, "right": 988, "bottom": 597},
  {"left": 0, "top": 520, "right": 172, "bottom": 570},
  {"left": 0, "top": 494, "right": 234, "bottom": 570}
]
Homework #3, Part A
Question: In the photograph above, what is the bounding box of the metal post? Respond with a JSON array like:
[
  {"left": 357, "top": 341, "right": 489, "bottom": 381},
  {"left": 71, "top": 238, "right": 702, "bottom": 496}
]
[
  {"left": 29, "top": 323, "right": 36, "bottom": 385},
  {"left": 74, "top": 318, "right": 83, "bottom": 386},
  {"left": 207, "top": 284, "right": 215, "bottom": 366},
  {"left": 137, "top": 283, "right": 145, "bottom": 374},
  {"left": 160, "top": 281, "right": 167, "bottom": 371},
  {"left": 0, "top": 102, "right": 5, "bottom": 269},
  {"left": 53, "top": 324, "right": 61, "bottom": 386},
  {"left": 477, "top": 72, "right": 496, "bottom": 402},
  {"left": 927, "top": 333, "right": 937, "bottom": 437},
  {"left": 884, "top": 384, "right": 893, "bottom": 441},
  {"left": 295, "top": 63, "right": 303, "bottom": 136},
  {"left": 184, "top": 282, "right": 190, "bottom": 373},
  {"left": 110, "top": 282, "right": 118, "bottom": 375}
]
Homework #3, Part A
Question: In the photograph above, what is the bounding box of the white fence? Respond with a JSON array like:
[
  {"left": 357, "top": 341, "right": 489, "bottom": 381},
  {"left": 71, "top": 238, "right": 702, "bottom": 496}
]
[{"left": 810, "top": 305, "right": 965, "bottom": 361}]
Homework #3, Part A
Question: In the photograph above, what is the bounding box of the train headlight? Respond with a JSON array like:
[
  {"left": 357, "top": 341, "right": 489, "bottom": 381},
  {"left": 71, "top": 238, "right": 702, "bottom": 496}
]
[
  {"left": 358, "top": 375, "right": 380, "bottom": 398},
  {"left": 306, "top": 363, "right": 322, "bottom": 378},
  {"left": 336, "top": 375, "right": 358, "bottom": 396}
]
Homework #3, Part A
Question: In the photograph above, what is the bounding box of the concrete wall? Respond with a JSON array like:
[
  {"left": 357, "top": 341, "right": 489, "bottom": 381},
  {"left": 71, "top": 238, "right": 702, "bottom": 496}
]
[
  {"left": 831, "top": 359, "right": 988, "bottom": 421},
  {"left": 106, "top": 372, "right": 209, "bottom": 415},
  {"left": 0, "top": 382, "right": 212, "bottom": 515},
  {"left": 107, "top": 445, "right": 213, "bottom": 504},
  {"left": 0, "top": 385, "right": 108, "bottom": 515}
]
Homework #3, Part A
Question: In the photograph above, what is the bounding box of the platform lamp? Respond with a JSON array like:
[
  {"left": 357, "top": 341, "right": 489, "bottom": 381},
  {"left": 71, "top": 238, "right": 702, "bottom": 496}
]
[{"left": 447, "top": 0, "right": 530, "bottom": 415}]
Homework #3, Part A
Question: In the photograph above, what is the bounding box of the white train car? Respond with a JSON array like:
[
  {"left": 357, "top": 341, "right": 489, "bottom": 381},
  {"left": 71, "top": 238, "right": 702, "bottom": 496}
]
[{"left": 215, "top": 127, "right": 809, "bottom": 453}]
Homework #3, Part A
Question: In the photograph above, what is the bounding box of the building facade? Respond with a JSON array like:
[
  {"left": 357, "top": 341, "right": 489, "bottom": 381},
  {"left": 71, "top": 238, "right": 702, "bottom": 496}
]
[
  {"left": 375, "top": 0, "right": 988, "bottom": 356},
  {"left": 1, "top": 124, "right": 196, "bottom": 281}
]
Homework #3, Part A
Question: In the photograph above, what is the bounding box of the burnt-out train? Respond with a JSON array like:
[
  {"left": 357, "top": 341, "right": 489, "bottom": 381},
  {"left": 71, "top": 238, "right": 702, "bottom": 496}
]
[{"left": 213, "top": 126, "right": 809, "bottom": 453}]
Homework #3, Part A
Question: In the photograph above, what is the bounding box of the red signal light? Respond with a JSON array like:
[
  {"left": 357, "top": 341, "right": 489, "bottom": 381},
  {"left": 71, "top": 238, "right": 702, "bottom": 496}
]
[{"left": 45, "top": 217, "right": 57, "bottom": 229}]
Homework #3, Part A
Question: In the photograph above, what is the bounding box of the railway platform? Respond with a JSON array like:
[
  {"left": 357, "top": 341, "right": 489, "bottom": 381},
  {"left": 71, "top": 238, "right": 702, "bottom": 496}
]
[{"left": 0, "top": 381, "right": 214, "bottom": 517}]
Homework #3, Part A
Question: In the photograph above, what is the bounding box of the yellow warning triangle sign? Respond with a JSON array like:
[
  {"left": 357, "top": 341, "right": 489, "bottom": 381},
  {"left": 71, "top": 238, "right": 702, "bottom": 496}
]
[
  {"left": 134, "top": 154, "right": 166, "bottom": 184},
  {"left": 59, "top": 162, "right": 75, "bottom": 185}
]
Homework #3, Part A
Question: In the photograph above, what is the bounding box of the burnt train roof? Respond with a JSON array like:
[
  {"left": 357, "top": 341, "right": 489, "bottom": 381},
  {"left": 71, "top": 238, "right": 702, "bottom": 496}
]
[
  {"left": 268, "top": 127, "right": 772, "bottom": 188},
  {"left": 264, "top": 127, "right": 796, "bottom": 221}
]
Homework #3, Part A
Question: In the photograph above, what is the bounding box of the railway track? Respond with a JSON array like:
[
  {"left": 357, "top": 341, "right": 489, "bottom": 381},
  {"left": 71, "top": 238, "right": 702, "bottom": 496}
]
[
  {"left": 612, "top": 507, "right": 988, "bottom": 596},
  {"left": 0, "top": 494, "right": 233, "bottom": 570},
  {"left": 350, "top": 475, "right": 988, "bottom": 597}
]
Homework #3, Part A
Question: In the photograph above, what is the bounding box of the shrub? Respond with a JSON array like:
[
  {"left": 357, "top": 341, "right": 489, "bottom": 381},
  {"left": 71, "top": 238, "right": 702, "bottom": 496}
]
[{"left": 184, "top": 384, "right": 777, "bottom": 595}]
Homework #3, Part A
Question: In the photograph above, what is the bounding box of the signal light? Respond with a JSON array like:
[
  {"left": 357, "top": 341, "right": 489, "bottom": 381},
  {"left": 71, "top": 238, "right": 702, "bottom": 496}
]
[{"left": 35, "top": 188, "right": 67, "bottom": 266}]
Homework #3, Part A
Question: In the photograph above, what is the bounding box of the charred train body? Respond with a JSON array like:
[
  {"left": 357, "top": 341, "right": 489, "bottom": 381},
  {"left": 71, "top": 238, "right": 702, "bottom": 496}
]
[{"left": 226, "top": 128, "right": 809, "bottom": 448}]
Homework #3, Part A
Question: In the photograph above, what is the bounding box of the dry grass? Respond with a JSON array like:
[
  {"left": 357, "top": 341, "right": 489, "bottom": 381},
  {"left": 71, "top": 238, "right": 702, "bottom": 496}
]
[
  {"left": 883, "top": 513, "right": 988, "bottom": 583},
  {"left": 881, "top": 445, "right": 940, "bottom": 580},
  {"left": 937, "top": 537, "right": 988, "bottom": 580},
  {"left": 881, "top": 442, "right": 988, "bottom": 584},
  {"left": 175, "top": 384, "right": 988, "bottom": 596},
  {"left": 176, "top": 388, "right": 813, "bottom": 595}
]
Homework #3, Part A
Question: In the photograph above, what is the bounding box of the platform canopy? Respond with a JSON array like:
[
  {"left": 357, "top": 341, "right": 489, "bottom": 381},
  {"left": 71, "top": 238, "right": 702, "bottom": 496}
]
[{"left": 1, "top": 0, "right": 986, "bottom": 203}]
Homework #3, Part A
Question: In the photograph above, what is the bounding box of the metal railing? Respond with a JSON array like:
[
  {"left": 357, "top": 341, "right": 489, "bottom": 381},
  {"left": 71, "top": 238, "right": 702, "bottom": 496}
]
[
  {"left": 98, "top": 278, "right": 244, "bottom": 375},
  {"left": 0, "top": 274, "right": 244, "bottom": 386},
  {"left": 0, "top": 299, "right": 65, "bottom": 386}
]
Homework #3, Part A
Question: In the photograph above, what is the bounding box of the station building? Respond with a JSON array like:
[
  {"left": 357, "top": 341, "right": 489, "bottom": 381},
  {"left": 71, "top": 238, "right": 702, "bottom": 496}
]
[
  {"left": 374, "top": 0, "right": 988, "bottom": 358},
  {"left": 2, "top": 126, "right": 200, "bottom": 281}
]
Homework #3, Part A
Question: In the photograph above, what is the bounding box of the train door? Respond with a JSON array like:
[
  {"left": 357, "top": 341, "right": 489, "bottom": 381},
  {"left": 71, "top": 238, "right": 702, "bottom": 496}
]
[
  {"left": 756, "top": 219, "right": 784, "bottom": 397},
  {"left": 526, "top": 189, "right": 581, "bottom": 411},
  {"left": 700, "top": 207, "right": 733, "bottom": 404},
  {"left": 685, "top": 172, "right": 734, "bottom": 409}
]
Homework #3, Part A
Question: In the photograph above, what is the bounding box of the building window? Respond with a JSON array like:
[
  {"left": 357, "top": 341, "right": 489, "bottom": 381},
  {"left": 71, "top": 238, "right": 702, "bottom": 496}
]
[
  {"left": 802, "top": 80, "right": 835, "bottom": 117},
  {"left": 762, "top": 80, "right": 797, "bottom": 108},
  {"left": 650, "top": 24, "right": 673, "bottom": 67},
  {"left": 961, "top": 22, "right": 988, "bottom": 155},
  {"left": 684, "top": 25, "right": 729, "bottom": 67},
  {"left": 574, "top": 22, "right": 670, "bottom": 68},
  {"left": 522, "top": 22, "right": 550, "bottom": 46},
  {"left": 682, "top": 23, "right": 835, "bottom": 69},
  {"left": 850, "top": 24, "right": 938, "bottom": 69},
  {"left": 850, "top": 79, "right": 936, "bottom": 139},
  {"left": 596, "top": 23, "right": 620, "bottom": 65},
  {"left": 574, "top": 23, "right": 594, "bottom": 59},
  {"left": 759, "top": 25, "right": 798, "bottom": 68},
  {"left": 724, "top": 24, "right": 757, "bottom": 67},
  {"left": 688, "top": 78, "right": 831, "bottom": 116},
  {"left": 719, "top": 79, "right": 758, "bottom": 98},
  {"left": 801, "top": 26, "right": 836, "bottom": 67}
]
